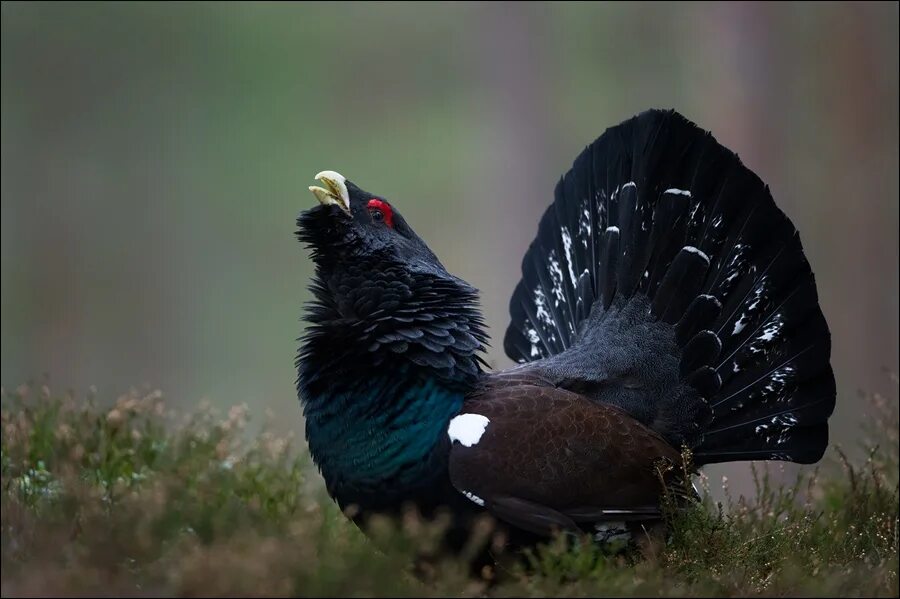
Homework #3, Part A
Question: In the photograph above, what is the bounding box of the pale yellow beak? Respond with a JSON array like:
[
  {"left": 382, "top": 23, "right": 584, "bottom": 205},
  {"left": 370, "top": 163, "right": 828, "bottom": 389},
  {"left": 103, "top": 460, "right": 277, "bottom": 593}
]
[{"left": 309, "top": 171, "right": 351, "bottom": 215}]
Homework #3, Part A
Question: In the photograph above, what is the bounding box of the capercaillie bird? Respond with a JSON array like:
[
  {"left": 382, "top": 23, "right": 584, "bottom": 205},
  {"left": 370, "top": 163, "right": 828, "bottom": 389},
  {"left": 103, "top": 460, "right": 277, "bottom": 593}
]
[{"left": 295, "top": 109, "right": 836, "bottom": 555}]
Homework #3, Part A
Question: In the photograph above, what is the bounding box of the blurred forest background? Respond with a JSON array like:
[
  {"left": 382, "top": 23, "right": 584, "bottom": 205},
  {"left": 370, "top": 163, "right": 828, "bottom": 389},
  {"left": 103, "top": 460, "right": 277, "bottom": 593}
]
[{"left": 2, "top": 2, "right": 898, "bottom": 495}]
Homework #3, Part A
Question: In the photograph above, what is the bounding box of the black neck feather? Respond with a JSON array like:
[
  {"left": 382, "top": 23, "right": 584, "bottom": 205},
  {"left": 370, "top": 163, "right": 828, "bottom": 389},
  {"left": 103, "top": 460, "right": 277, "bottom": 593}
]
[{"left": 295, "top": 249, "right": 488, "bottom": 507}]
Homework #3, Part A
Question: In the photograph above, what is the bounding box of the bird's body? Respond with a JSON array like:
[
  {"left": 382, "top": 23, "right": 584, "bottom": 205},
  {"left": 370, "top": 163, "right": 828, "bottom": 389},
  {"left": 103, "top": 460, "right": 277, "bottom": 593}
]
[{"left": 296, "top": 109, "right": 835, "bottom": 552}]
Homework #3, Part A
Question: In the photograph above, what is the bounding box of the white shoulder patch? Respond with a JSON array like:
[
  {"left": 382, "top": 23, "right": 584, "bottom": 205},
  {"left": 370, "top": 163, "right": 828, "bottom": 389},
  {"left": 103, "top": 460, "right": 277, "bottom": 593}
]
[{"left": 447, "top": 413, "right": 490, "bottom": 447}]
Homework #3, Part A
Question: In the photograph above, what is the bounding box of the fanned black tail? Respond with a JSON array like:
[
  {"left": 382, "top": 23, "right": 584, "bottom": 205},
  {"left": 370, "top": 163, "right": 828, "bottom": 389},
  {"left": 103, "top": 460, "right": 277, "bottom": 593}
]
[{"left": 503, "top": 109, "right": 835, "bottom": 465}]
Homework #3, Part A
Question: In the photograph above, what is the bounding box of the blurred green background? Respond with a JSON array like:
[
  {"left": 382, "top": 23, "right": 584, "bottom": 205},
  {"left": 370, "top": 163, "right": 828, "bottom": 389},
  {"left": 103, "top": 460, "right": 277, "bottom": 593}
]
[{"left": 2, "top": 1, "right": 898, "bottom": 474}]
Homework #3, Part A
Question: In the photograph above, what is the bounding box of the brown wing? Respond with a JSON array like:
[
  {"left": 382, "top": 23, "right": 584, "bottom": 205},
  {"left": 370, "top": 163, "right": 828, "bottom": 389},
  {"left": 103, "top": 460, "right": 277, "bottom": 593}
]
[{"left": 447, "top": 383, "right": 683, "bottom": 537}]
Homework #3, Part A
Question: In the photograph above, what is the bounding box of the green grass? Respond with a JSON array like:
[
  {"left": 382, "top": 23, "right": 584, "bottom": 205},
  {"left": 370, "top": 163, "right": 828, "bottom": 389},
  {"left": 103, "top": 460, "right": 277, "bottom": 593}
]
[{"left": 1, "top": 382, "right": 897, "bottom": 597}]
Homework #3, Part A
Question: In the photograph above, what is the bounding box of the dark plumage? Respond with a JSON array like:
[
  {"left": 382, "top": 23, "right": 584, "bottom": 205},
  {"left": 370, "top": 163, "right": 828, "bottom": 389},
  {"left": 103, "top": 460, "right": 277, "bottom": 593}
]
[{"left": 295, "top": 110, "right": 836, "bottom": 554}]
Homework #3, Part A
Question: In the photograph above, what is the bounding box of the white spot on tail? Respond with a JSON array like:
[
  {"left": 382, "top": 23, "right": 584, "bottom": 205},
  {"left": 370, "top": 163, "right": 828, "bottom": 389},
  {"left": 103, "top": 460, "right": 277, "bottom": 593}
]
[
  {"left": 746, "top": 278, "right": 768, "bottom": 313},
  {"left": 526, "top": 327, "right": 541, "bottom": 358},
  {"left": 764, "top": 364, "right": 796, "bottom": 394},
  {"left": 461, "top": 490, "right": 485, "bottom": 506},
  {"left": 561, "top": 226, "right": 578, "bottom": 286},
  {"left": 547, "top": 251, "right": 566, "bottom": 307},
  {"left": 720, "top": 243, "right": 751, "bottom": 290},
  {"left": 664, "top": 188, "right": 692, "bottom": 196},
  {"left": 578, "top": 200, "right": 591, "bottom": 246},
  {"left": 448, "top": 414, "right": 490, "bottom": 447},
  {"left": 622, "top": 181, "right": 637, "bottom": 190},
  {"left": 757, "top": 315, "right": 784, "bottom": 344},
  {"left": 772, "top": 413, "right": 798, "bottom": 427},
  {"left": 755, "top": 411, "right": 798, "bottom": 445},
  {"left": 682, "top": 246, "right": 710, "bottom": 263},
  {"left": 689, "top": 201, "right": 702, "bottom": 223},
  {"left": 533, "top": 287, "right": 552, "bottom": 327},
  {"left": 606, "top": 226, "right": 619, "bottom": 234},
  {"left": 733, "top": 278, "right": 770, "bottom": 336}
]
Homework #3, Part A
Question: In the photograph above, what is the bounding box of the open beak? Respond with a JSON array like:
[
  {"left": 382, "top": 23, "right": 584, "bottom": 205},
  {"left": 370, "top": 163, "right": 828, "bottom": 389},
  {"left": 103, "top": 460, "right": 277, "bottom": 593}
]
[{"left": 309, "top": 171, "right": 351, "bottom": 215}]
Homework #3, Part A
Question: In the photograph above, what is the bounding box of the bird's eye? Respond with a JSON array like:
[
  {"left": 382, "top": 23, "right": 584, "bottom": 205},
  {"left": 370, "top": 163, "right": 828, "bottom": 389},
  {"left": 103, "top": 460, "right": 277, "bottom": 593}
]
[{"left": 366, "top": 199, "right": 394, "bottom": 228}]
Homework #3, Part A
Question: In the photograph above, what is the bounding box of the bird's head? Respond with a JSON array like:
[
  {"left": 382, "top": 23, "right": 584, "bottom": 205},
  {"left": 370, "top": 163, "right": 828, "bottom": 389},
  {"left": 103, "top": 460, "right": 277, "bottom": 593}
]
[
  {"left": 296, "top": 170, "right": 487, "bottom": 384},
  {"left": 298, "top": 170, "right": 445, "bottom": 277}
]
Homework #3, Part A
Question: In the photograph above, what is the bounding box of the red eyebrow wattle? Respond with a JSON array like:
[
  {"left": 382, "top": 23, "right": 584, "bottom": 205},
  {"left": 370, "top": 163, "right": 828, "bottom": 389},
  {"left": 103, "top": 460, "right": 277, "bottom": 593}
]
[{"left": 367, "top": 199, "right": 394, "bottom": 228}]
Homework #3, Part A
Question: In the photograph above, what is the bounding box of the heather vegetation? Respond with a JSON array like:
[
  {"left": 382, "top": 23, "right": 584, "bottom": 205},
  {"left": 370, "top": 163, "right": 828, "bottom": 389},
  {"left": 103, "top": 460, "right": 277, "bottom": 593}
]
[{"left": 1, "top": 380, "right": 897, "bottom": 597}]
